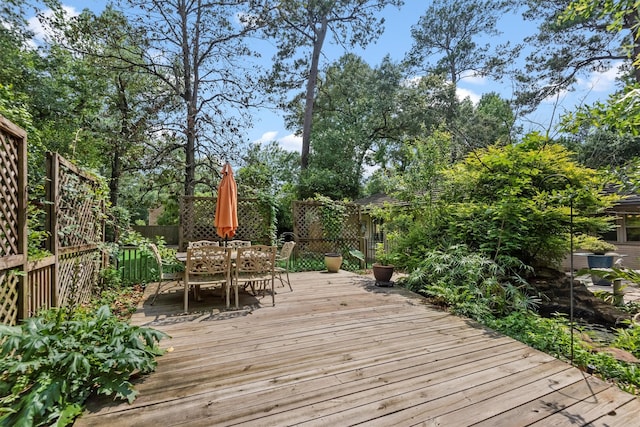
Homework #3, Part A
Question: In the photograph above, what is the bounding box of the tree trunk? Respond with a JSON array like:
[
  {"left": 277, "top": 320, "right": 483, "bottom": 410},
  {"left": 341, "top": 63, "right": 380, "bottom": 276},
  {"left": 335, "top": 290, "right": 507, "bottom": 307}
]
[
  {"left": 180, "top": 0, "right": 197, "bottom": 196},
  {"left": 624, "top": 11, "right": 640, "bottom": 84},
  {"left": 301, "top": 17, "right": 328, "bottom": 170}
]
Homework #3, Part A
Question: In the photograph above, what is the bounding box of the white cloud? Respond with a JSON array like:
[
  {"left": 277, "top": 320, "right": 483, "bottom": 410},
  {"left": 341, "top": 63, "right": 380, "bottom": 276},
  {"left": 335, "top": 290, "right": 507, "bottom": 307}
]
[
  {"left": 577, "top": 64, "right": 623, "bottom": 93},
  {"left": 278, "top": 133, "right": 302, "bottom": 153},
  {"left": 456, "top": 87, "right": 481, "bottom": 104},
  {"left": 252, "top": 131, "right": 302, "bottom": 153},
  {"left": 253, "top": 131, "right": 278, "bottom": 145},
  {"left": 27, "top": 6, "right": 79, "bottom": 45},
  {"left": 540, "top": 86, "right": 570, "bottom": 104},
  {"left": 459, "top": 70, "right": 486, "bottom": 85}
]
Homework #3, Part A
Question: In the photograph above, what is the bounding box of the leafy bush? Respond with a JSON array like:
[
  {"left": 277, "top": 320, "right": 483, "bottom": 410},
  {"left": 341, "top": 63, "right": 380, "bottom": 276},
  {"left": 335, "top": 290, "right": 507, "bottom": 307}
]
[
  {"left": 573, "top": 233, "right": 617, "bottom": 254},
  {"left": 0, "top": 306, "right": 167, "bottom": 426},
  {"left": 433, "top": 135, "right": 617, "bottom": 268},
  {"left": 403, "top": 245, "right": 536, "bottom": 321},
  {"left": 487, "top": 311, "right": 640, "bottom": 395},
  {"left": 612, "top": 324, "right": 640, "bottom": 359}
]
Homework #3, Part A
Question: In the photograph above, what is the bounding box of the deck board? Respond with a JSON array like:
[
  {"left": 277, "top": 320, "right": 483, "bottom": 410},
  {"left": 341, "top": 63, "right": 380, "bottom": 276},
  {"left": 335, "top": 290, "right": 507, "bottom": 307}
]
[{"left": 75, "top": 271, "right": 640, "bottom": 426}]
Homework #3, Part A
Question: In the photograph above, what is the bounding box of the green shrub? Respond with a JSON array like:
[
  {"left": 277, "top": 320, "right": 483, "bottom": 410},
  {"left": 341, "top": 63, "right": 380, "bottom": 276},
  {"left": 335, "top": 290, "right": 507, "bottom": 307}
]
[
  {"left": 0, "top": 306, "right": 167, "bottom": 426},
  {"left": 435, "top": 135, "right": 617, "bottom": 268},
  {"left": 403, "top": 245, "right": 536, "bottom": 322},
  {"left": 612, "top": 324, "right": 640, "bottom": 359},
  {"left": 487, "top": 311, "right": 640, "bottom": 395}
]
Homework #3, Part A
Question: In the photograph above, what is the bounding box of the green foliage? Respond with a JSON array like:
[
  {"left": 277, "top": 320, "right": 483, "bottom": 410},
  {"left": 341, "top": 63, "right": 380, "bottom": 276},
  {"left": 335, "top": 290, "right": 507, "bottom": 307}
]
[
  {"left": 612, "top": 324, "right": 640, "bottom": 359},
  {"left": 312, "top": 194, "right": 348, "bottom": 244},
  {"left": 486, "top": 311, "right": 574, "bottom": 358},
  {"left": 26, "top": 204, "right": 50, "bottom": 261},
  {"left": 254, "top": 192, "right": 278, "bottom": 245},
  {"left": 298, "top": 167, "right": 360, "bottom": 201},
  {"left": 434, "top": 135, "right": 618, "bottom": 267},
  {"left": 374, "top": 242, "right": 395, "bottom": 266},
  {"left": 406, "top": 0, "right": 517, "bottom": 85},
  {"left": 262, "top": 0, "right": 403, "bottom": 170},
  {"left": 518, "top": 0, "right": 635, "bottom": 111},
  {"left": 573, "top": 233, "right": 617, "bottom": 254},
  {"left": 403, "top": 245, "right": 536, "bottom": 321},
  {"left": 304, "top": 54, "right": 410, "bottom": 199},
  {"left": 487, "top": 311, "right": 640, "bottom": 395},
  {"left": 0, "top": 305, "right": 167, "bottom": 426},
  {"left": 561, "top": 1, "right": 640, "bottom": 68},
  {"left": 237, "top": 141, "right": 299, "bottom": 233}
]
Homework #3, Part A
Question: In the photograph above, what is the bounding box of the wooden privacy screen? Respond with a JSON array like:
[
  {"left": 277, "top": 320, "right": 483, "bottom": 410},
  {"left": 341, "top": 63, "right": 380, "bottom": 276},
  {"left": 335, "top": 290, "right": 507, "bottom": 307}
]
[
  {"left": 0, "top": 116, "right": 107, "bottom": 325},
  {"left": 180, "top": 196, "right": 274, "bottom": 250},
  {"left": 0, "top": 116, "right": 27, "bottom": 325},
  {"left": 46, "top": 153, "right": 105, "bottom": 309},
  {"left": 292, "top": 200, "right": 361, "bottom": 267}
]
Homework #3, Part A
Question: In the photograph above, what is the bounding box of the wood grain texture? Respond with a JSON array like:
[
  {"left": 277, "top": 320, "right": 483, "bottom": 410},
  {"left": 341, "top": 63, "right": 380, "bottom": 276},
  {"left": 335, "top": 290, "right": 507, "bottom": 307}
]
[{"left": 76, "top": 271, "right": 640, "bottom": 426}]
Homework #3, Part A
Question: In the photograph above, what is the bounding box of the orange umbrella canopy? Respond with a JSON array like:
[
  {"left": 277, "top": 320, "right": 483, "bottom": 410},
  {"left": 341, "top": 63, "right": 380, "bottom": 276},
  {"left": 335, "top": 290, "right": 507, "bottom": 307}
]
[{"left": 215, "top": 162, "right": 238, "bottom": 239}]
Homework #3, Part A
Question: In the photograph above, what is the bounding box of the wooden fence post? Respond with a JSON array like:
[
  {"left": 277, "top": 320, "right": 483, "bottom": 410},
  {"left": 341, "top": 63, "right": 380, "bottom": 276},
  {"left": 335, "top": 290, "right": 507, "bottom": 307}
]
[{"left": 46, "top": 152, "right": 60, "bottom": 307}]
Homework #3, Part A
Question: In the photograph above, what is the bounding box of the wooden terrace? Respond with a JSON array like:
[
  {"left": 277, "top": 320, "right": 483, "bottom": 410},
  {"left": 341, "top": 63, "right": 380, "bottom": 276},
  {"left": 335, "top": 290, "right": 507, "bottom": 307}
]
[{"left": 76, "top": 271, "right": 640, "bottom": 426}]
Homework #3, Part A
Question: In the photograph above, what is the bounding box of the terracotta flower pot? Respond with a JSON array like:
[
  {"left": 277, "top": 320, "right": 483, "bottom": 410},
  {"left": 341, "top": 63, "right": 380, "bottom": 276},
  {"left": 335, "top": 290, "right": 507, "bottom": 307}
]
[
  {"left": 324, "top": 253, "right": 343, "bottom": 273},
  {"left": 372, "top": 264, "right": 394, "bottom": 283}
]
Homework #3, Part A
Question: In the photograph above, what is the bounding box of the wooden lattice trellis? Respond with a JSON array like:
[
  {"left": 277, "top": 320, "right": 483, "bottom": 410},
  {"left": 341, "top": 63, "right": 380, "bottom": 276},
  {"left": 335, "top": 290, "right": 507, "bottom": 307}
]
[
  {"left": 46, "top": 153, "right": 105, "bottom": 309},
  {"left": 180, "top": 197, "right": 274, "bottom": 250},
  {"left": 0, "top": 120, "right": 104, "bottom": 324},
  {"left": 0, "top": 116, "right": 27, "bottom": 325},
  {"left": 0, "top": 271, "right": 20, "bottom": 325},
  {"left": 57, "top": 250, "right": 101, "bottom": 307},
  {"left": 292, "top": 200, "right": 362, "bottom": 269}
]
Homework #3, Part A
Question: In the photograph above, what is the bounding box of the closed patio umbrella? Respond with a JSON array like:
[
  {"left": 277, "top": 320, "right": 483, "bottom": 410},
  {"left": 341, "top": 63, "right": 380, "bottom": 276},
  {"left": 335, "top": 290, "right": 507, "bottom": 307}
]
[{"left": 215, "top": 162, "right": 238, "bottom": 239}]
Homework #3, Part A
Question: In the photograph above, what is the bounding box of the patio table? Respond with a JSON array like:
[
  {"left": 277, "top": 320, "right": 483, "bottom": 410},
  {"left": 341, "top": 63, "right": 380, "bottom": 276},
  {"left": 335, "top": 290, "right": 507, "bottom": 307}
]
[{"left": 176, "top": 249, "right": 238, "bottom": 262}]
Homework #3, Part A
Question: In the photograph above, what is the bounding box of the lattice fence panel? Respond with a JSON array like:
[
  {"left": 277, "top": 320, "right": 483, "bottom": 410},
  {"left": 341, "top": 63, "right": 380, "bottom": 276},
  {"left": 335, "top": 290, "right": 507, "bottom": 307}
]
[
  {"left": 56, "top": 165, "right": 103, "bottom": 248},
  {"left": 57, "top": 250, "right": 101, "bottom": 307},
  {"left": 0, "top": 116, "right": 27, "bottom": 325},
  {"left": 238, "top": 199, "right": 272, "bottom": 243},
  {"left": 48, "top": 153, "right": 105, "bottom": 309},
  {"left": 0, "top": 270, "right": 20, "bottom": 325},
  {"left": 180, "top": 197, "right": 273, "bottom": 249},
  {"left": 0, "top": 129, "right": 20, "bottom": 257},
  {"left": 292, "top": 201, "right": 361, "bottom": 270}
]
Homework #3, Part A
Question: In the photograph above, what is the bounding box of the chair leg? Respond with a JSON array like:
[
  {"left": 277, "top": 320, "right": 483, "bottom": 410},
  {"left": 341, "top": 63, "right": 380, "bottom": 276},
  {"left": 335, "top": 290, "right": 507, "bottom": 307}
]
[
  {"left": 183, "top": 281, "right": 189, "bottom": 313},
  {"left": 226, "top": 283, "right": 231, "bottom": 309},
  {"left": 270, "top": 276, "right": 275, "bottom": 306},
  {"left": 234, "top": 284, "right": 239, "bottom": 309},
  {"left": 285, "top": 270, "right": 292, "bottom": 291},
  {"left": 150, "top": 281, "right": 163, "bottom": 305}
]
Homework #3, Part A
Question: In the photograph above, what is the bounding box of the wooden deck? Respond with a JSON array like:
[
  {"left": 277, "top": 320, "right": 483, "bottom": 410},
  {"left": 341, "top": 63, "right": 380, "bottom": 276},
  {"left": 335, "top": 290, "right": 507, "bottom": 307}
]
[{"left": 75, "top": 271, "right": 640, "bottom": 426}]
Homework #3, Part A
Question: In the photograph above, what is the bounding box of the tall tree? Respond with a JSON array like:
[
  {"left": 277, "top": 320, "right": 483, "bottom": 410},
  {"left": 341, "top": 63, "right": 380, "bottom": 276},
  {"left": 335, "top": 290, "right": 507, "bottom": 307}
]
[
  {"left": 406, "top": 0, "right": 519, "bottom": 86},
  {"left": 302, "top": 54, "right": 399, "bottom": 199},
  {"left": 63, "top": 0, "right": 261, "bottom": 196},
  {"left": 259, "top": 0, "right": 403, "bottom": 170},
  {"left": 45, "top": 7, "right": 177, "bottom": 207},
  {"left": 237, "top": 140, "right": 300, "bottom": 230},
  {"left": 450, "top": 92, "right": 518, "bottom": 158},
  {"left": 517, "top": 0, "right": 640, "bottom": 111}
]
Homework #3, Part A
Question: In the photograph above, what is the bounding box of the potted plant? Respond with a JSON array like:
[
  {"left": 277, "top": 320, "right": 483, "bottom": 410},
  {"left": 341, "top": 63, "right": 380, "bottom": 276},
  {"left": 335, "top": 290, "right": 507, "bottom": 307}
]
[
  {"left": 575, "top": 233, "right": 617, "bottom": 258},
  {"left": 574, "top": 234, "right": 618, "bottom": 285},
  {"left": 372, "top": 242, "right": 395, "bottom": 284}
]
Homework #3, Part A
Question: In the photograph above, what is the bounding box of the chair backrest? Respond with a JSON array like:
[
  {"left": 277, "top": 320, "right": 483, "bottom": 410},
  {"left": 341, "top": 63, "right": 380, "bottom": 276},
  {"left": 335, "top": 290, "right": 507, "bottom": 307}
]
[
  {"left": 278, "top": 241, "right": 296, "bottom": 260},
  {"left": 188, "top": 240, "right": 220, "bottom": 248},
  {"left": 149, "top": 243, "right": 163, "bottom": 274},
  {"left": 235, "top": 245, "right": 276, "bottom": 274},
  {"left": 186, "top": 245, "right": 231, "bottom": 278},
  {"left": 225, "top": 240, "right": 251, "bottom": 248}
]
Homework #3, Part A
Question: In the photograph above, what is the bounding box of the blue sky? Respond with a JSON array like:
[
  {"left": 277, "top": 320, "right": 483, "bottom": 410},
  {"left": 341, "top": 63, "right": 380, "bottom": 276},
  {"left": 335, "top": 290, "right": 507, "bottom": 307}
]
[{"left": 30, "top": 1, "right": 621, "bottom": 153}]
